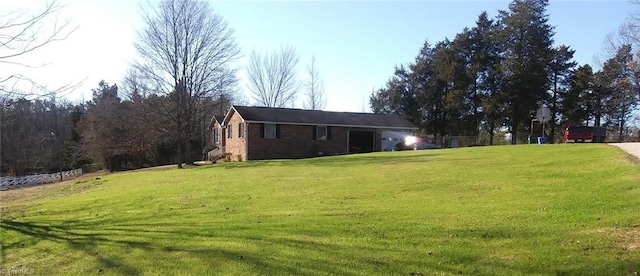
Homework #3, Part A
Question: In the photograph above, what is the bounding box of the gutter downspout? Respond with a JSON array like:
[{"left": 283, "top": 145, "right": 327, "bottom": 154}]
[{"left": 346, "top": 128, "right": 350, "bottom": 154}]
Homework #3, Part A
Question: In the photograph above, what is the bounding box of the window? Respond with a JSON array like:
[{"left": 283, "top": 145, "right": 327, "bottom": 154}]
[
  {"left": 238, "top": 123, "right": 244, "bottom": 138},
  {"left": 264, "top": 124, "right": 276, "bottom": 139},
  {"left": 213, "top": 128, "right": 219, "bottom": 143},
  {"left": 316, "top": 126, "right": 327, "bottom": 140},
  {"left": 227, "top": 124, "right": 232, "bottom": 138},
  {"left": 314, "top": 126, "right": 331, "bottom": 140}
]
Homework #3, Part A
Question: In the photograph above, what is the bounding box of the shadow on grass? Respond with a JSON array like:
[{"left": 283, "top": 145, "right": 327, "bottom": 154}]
[
  {"left": 4, "top": 215, "right": 634, "bottom": 275},
  {"left": 0, "top": 216, "right": 475, "bottom": 275},
  {"left": 0, "top": 220, "right": 144, "bottom": 274},
  {"left": 0, "top": 218, "right": 369, "bottom": 274}
]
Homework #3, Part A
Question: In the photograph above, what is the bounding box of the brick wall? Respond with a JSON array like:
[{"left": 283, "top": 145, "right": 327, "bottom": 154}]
[
  {"left": 224, "top": 112, "right": 247, "bottom": 161},
  {"left": 247, "top": 124, "right": 351, "bottom": 160},
  {"left": 219, "top": 111, "right": 389, "bottom": 161}
]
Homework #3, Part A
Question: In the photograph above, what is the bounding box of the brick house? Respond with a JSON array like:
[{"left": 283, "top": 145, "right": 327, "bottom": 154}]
[
  {"left": 211, "top": 106, "right": 417, "bottom": 161},
  {"left": 206, "top": 115, "right": 226, "bottom": 161}
]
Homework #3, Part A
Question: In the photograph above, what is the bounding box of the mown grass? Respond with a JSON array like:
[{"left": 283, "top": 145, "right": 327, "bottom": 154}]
[{"left": 1, "top": 144, "right": 639, "bottom": 275}]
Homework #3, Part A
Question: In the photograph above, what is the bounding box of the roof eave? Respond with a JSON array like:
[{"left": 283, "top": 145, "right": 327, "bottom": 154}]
[
  {"left": 244, "top": 120, "right": 417, "bottom": 130},
  {"left": 222, "top": 106, "right": 247, "bottom": 126}
]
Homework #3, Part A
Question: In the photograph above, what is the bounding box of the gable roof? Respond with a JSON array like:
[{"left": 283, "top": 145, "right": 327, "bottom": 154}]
[
  {"left": 208, "top": 115, "right": 226, "bottom": 128},
  {"left": 226, "top": 106, "right": 417, "bottom": 130}
]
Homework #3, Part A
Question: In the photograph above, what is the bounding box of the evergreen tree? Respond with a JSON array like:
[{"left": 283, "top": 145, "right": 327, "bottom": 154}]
[
  {"left": 470, "top": 12, "right": 506, "bottom": 145},
  {"left": 369, "top": 65, "right": 419, "bottom": 125},
  {"left": 414, "top": 40, "right": 446, "bottom": 137},
  {"left": 81, "top": 81, "right": 127, "bottom": 171},
  {"left": 563, "top": 64, "right": 594, "bottom": 126},
  {"left": 601, "top": 44, "right": 639, "bottom": 139},
  {"left": 591, "top": 71, "right": 611, "bottom": 127},
  {"left": 446, "top": 32, "right": 476, "bottom": 136},
  {"left": 548, "top": 45, "right": 577, "bottom": 142},
  {"left": 498, "top": 0, "right": 554, "bottom": 144}
]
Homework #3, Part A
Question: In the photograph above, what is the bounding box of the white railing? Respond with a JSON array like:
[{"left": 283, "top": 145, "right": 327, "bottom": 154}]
[
  {"left": 207, "top": 146, "right": 225, "bottom": 161},
  {"left": 0, "top": 168, "right": 83, "bottom": 190}
]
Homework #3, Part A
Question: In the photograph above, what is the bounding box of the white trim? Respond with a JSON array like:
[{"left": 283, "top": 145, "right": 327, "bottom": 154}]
[
  {"left": 244, "top": 120, "right": 416, "bottom": 130},
  {"left": 213, "top": 128, "right": 220, "bottom": 144},
  {"left": 316, "top": 125, "right": 328, "bottom": 140},
  {"left": 222, "top": 106, "right": 246, "bottom": 126},
  {"left": 208, "top": 115, "right": 224, "bottom": 129},
  {"left": 227, "top": 123, "right": 233, "bottom": 139},
  {"left": 238, "top": 122, "right": 245, "bottom": 138}
]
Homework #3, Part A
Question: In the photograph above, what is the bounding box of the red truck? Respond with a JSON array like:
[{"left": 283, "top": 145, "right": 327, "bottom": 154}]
[{"left": 563, "top": 126, "right": 607, "bottom": 143}]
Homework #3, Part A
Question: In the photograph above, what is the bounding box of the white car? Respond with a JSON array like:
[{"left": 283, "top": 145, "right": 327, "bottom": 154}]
[{"left": 399, "top": 136, "right": 440, "bottom": 150}]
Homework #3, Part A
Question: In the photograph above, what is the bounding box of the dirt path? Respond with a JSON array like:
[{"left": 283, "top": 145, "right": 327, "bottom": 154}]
[{"left": 610, "top": 143, "right": 640, "bottom": 160}]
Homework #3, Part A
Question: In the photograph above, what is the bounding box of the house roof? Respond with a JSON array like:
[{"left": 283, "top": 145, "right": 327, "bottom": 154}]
[
  {"left": 208, "top": 115, "right": 226, "bottom": 128},
  {"left": 225, "top": 106, "right": 417, "bottom": 130}
]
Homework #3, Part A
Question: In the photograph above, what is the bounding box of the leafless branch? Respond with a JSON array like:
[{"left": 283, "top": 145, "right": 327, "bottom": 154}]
[
  {"left": 0, "top": 74, "right": 85, "bottom": 100},
  {"left": 247, "top": 46, "right": 300, "bottom": 108},
  {"left": 134, "top": 0, "right": 240, "bottom": 167},
  {"left": 135, "top": 0, "right": 239, "bottom": 100},
  {"left": 0, "top": 0, "right": 78, "bottom": 97},
  {"left": 303, "top": 54, "right": 326, "bottom": 110}
]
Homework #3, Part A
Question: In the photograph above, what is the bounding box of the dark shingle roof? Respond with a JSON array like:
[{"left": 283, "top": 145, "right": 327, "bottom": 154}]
[
  {"left": 229, "top": 106, "right": 416, "bottom": 129},
  {"left": 208, "top": 115, "right": 227, "bottom": 128}
]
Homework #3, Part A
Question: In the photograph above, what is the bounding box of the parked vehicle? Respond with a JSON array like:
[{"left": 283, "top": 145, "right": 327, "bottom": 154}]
[
  {"left": 563, "top": 126, "right": 606, "bottom": 143},
  {"left": 381, "top": 131, "right": 412, "bottom": 151},
  {"left": 395, "top": 136, "right": 440, "bottom": 151}
]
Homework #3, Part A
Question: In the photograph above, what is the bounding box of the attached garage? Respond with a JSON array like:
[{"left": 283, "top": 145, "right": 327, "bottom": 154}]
[{"left": 348, "top": 130, "right": 375, "bottom": 153}]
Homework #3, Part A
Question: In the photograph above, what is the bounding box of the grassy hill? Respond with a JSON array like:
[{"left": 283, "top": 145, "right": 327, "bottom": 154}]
[{"left": 1, "top": 144, "right": 639, "bottom": 275}]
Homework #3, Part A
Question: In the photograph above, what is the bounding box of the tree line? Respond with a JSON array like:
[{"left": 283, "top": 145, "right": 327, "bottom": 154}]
[
  {"left": 2, "top": 0, "right": 639, "bottom": 175},
  {"left": 370, "top": 0, "right": 640, "bottom": 144},
  {"left": 1, "top": 0, "right": 329, "bottom": 175},
  {"left": 1, "top": 0, "right": 236, "bottom": 175},
  {"left": 0, "top": 80, "right": 234, "bottom": 175}
]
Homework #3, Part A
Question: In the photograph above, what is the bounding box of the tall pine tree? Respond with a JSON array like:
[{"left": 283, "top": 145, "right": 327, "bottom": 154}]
[
  {"left": 563, "top": 64, "right": 594, "bottom": 126},
  {"left": 548, "top": 45, "right": 577, "bottom": 142},
  {"left": 601, "top": 44, "right": 639, "bottom": 139},
  {"left": 498, "top": 0, "right": 554, "bottom": 144}
]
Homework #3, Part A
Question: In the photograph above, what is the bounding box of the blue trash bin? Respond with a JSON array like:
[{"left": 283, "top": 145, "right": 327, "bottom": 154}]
[{"left": 537, "top": 136, "right": 548, "bottom": 144}]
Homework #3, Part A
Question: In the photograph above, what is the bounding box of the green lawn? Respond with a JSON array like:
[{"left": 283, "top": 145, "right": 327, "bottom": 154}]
[{"left": 1, "top": 144, "right": 639, "bottom": 275}]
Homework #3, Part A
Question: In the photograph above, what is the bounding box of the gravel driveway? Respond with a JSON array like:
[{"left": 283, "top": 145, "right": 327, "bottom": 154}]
[{"left": 610, "top": 143, "right": 640, "bottom": 159}]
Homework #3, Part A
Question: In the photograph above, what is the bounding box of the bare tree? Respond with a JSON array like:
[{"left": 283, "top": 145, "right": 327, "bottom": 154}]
[
  {"left": 134, "top": 0, "right": 240, "bottom": 168},
  {"left": 0, "top": 0, "right": 77, "bottom": 98},
  {"left": 0, "top": 96, "right": 76, "bottom": 175},
  {"left": 628, "top": 1, "right": 640, "bottom": 43},
  {"left": 119, "top": 69, "right": 163, "bottom": 167},
  {"left": 121, "top": 68, "right": 152, "bottom": 100},
  {"left": 303, "top": 55, "right": 326, "bottom": 110},
  {"left": 615, "top": 2, "right": 640, "bottom": 99},
  {"left": 247, "top": 46, "right": 299, "bottom": 108}
]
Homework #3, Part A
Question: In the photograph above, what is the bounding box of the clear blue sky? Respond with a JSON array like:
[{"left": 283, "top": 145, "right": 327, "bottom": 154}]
[{"left": 1, "top": 0, "right": 635, "bottom": 112}]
